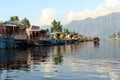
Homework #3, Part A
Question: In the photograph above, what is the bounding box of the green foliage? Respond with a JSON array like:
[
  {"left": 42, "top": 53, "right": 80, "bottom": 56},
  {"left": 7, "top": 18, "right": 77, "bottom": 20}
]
[
  {"left": 117, "top": 31, "right": 120, "bottom": 38},
  {"left": 10, "top": 16, "right": 19, "bottom": 21},
  {"left": 53, "top": 53, "right": 63, "bottom": 65},
  {"left": 63, "top": 28, "right": 69, "bottom": 34},
  {"left": 14, "top": 16, "right": 19, "bottom": 21},
  {"left": 21, "top": 17, "right": 30, "bottom": 28},
  {"left": 0, "top": 21, "right": 3, "bottom": 25},
  {"left": 10, "top": 16, "right": 14, "bottom": 21},
  {"left": 50, "top": 20, "right": 62, "bottom": 33},
  {"left": 9, "top": 16, "right": 30, "bottom": 28},
  {"left": 50, "top": 27, "right": 54, "bottom": 33}
]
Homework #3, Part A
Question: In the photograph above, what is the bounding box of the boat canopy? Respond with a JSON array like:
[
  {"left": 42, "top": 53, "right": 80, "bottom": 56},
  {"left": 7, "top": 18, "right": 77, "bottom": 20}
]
[{"left": 4, "top": 21, "right": 19, "bottom": 27}]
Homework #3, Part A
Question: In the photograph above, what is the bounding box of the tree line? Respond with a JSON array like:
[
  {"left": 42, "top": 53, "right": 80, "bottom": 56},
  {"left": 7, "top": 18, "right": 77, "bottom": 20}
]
[
  {"left": 0, "top": 16, "right": 30, "bottom": 28},
  {"left": 50, "top": 20, "right": 78, "bottom": 34},
  {"left": 1, "top": 16, "right": 78, "bottom": 34}
]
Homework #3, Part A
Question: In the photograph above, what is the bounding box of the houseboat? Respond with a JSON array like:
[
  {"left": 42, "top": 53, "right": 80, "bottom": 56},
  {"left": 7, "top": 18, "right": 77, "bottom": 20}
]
[
  {"left": 65, "top": 34, "right": 80, "bottom": 44},
  {"left": 52, "top": 32, "right": 65, "bottom": 45},
  {"left": 0, "top": 23, "right": 16, "bottom": 48},
  {"left": 27, "top": 26, "right": 50, "bottom": 46},
  {"left": 0, "top": 21, "right": 28, "bottom": 48}
]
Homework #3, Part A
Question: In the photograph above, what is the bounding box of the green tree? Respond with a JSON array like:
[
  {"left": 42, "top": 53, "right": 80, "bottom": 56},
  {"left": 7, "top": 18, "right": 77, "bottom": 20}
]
[
  {"left": 21, "top": 17, "right": 30, "bottom": 28},
  {"left": 117, "top": 31, "right": 120, "bottom": 38},
  {"left": 63, "top": 28, "right": 69, "bottom": 34},
  {"left": 0, "top": 21, "right": 3, "bottom": 25},
  {"left": 10, "top": 16, "right": 15, "bottom": 21},
  {"left": 50, "top": 26, "right": 53, "bottom": 33},
  {"left": 14, "top": 16, "right": 19, "bottom": 21},
  {"left": 10, "top": 16, "right": 19, "bottom": 21},
  {"left": 50, "top": 20, "right": 62, "bottom": 33}
]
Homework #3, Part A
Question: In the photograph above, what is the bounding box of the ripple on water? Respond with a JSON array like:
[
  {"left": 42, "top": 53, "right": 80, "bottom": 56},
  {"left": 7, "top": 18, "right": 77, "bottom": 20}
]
[{"left": 0, "top": 41, "right": 120, "bottom": 80}]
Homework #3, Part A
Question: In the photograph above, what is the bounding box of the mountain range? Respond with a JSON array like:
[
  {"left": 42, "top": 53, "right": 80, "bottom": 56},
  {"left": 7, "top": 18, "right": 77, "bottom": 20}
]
[
  {"left": 64, "top": 12, "right": 120, "bottom": 38},
  {"left": 41, "top": 12, "right": 120, "bottom": 38}
]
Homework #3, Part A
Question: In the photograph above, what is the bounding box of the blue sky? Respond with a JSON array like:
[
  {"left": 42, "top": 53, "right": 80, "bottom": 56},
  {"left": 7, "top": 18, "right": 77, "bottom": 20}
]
[{"left": 0, "top": 0, "right": 120, "bottom": 26}]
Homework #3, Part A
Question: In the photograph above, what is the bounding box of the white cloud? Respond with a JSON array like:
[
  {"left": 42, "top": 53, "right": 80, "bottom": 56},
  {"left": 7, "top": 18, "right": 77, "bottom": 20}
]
[
  {"left": 39, "top": 8, "right": 55, "bottom": 26},
  {"left": 106, "top": 0, "right": 120, "bottom": 8},
  {"left": 36, "top": 0, "right": 120, "bottom": 26},
  {"left": 66, "top": 0, "right": 120, "bottom": 23}
]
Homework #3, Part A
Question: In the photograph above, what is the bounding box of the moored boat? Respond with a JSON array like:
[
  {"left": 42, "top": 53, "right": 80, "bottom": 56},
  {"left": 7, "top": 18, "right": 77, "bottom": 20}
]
[
  {"left": 93, "top": 36, "right": 100, "bottom": 43},
  {"left": 28, "top": 26, "right": 50, "bottom": 46},
  {"left": 0, "top": 24, "right": 15, "bottom": 48},
  {"left": 0, "top": 21, "right": 29, "bottom": 48}
]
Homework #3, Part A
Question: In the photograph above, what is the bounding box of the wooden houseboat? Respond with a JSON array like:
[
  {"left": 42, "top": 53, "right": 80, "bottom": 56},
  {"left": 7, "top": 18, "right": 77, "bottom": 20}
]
[
  {"left": 27, "top": 26, "right": 50, "bottom": 46},
  {"left": 52, "top": 32, "right": 65, "bottom": 45},
  {"left": 65, "top": 34, "right": 79, "bottom": 44},
  {"left": 0, "top": 21, "right": 28, "bottom": 48}
]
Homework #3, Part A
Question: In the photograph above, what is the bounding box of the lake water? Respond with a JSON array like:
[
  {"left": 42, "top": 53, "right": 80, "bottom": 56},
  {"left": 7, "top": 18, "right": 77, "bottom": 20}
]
[{"left": 0, "top": 40, "right": 120, "bottom": 80}]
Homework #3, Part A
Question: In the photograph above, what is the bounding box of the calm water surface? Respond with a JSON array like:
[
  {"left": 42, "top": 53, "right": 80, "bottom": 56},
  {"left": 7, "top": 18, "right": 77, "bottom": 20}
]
[{"left": 0, "top": 40, "right": 120, "bottom": 80}]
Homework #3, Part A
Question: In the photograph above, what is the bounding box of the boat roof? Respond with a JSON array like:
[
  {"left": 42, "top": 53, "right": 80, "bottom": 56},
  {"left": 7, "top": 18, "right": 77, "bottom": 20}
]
[
  {"left": 31, "top": 25, "right": 40, "bottom": 29},
  {"left": 29, "top": 29, "right": 41, "bottom": 32},
  {"left": 4, "top": 21, "right": 19, "bottom": 27}
]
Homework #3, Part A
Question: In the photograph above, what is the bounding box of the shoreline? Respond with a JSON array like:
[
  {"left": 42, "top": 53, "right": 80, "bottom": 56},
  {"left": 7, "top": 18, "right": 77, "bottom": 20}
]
[{"left": 109, "top": 38, "right": 120, "bottom": 40}]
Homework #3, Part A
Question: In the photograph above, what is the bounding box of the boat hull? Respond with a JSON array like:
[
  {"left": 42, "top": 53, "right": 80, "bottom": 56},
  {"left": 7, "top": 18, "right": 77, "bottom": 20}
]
[{"left": 0, "top": 36, "right": 15, "bottom": 49}]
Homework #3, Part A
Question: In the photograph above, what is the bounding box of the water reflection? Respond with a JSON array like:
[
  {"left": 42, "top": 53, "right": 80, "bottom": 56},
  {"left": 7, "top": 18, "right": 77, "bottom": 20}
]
[
  {"left": 52, "top": 46, "right": 63, "bottom": 65},
  {"left": 0, "top": 47, "right": 49, "bottom": 70},
  {"left": 0, "top": 49, "right": 15, "bottom": 69},
  {"left": 27, "top": 47, "right": 48, "bottom": 64},
  {"left": 93, "top": 42, "right": 99, "bottom": 48},
  {"left": 0, "top": 41, "right": 120, "bottom": 80}
]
